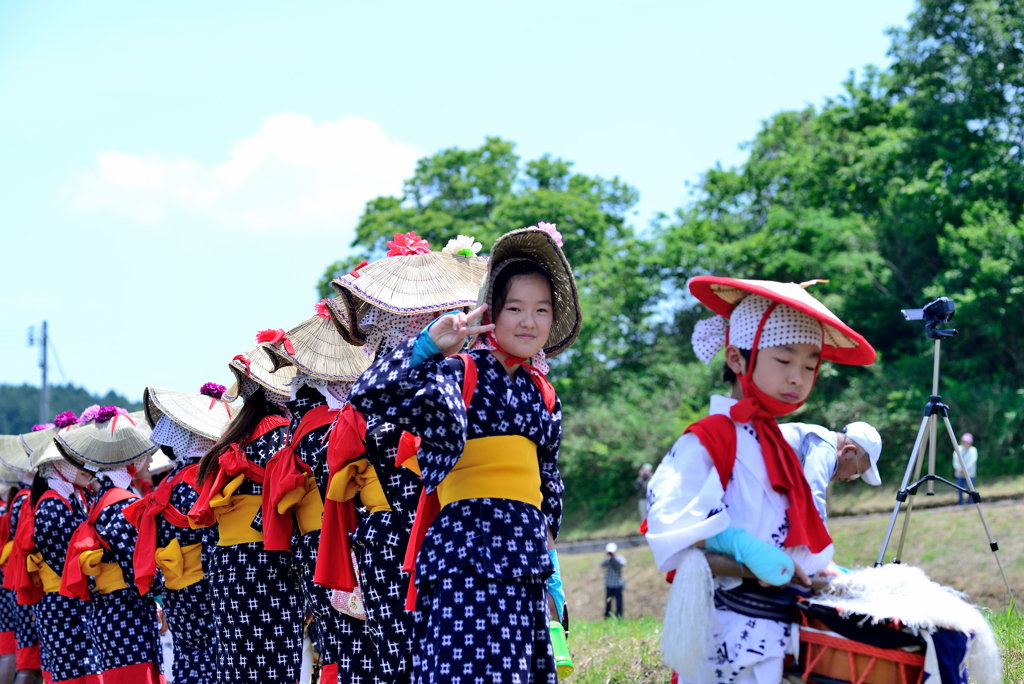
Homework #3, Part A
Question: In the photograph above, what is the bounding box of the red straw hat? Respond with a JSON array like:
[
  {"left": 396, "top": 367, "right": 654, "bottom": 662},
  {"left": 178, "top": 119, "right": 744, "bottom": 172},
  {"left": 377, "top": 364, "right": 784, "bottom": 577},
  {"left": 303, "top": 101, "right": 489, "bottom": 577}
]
[{"left": 688, "top": 276, "right": 876, "bottom": 366}]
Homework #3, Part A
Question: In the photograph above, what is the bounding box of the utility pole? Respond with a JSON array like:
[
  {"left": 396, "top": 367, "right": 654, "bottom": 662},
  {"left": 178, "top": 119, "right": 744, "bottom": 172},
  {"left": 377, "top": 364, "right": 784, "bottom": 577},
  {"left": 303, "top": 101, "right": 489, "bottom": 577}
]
[{"left": 28, "top": 322, "right": 49, "bottom": 423}]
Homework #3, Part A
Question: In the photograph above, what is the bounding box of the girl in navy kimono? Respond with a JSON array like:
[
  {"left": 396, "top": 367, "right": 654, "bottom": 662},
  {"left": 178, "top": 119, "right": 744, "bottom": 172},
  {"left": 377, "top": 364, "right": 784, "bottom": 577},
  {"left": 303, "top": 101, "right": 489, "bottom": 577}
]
[
  {"left": 30, "top": 454, "right": 102, "bottom": 684},
  {"left": 192, "top": 381, "right": 305, "bottom": 684},
  {"left": 349, "top": 225, "right": 579, "bottom": 684}
]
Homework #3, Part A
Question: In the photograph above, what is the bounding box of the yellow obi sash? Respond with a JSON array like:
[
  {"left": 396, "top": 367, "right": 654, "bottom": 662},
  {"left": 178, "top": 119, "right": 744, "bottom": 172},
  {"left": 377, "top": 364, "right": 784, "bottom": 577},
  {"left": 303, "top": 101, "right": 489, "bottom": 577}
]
[
  {"left": 26, "top": 552, "right": 61, "bottom": 593},
  {"left": 326, "top": 459, "right": 392, "bottom": 514},
  {"left": 207, "top": 474, "right": 264, "bottom": 546},
  {"left": 79, "top": 549, "right": 129, "bottom": 594},
  {"left": 275, "top": 473, "right": 324, "bottom": 536},
  {"left": 0, "top": 541, "right": 12, "bottom": 566},
  {"left": 436, "top": 435, "right": 542, "bottom": 509},
  {"left": 155, "top": 539, "right": 204, "bottom": 590}
]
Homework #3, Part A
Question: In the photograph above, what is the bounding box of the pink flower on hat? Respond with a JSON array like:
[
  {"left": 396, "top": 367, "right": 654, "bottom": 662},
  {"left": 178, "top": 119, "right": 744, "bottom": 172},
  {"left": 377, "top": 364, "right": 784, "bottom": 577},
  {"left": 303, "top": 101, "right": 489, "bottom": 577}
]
[
  {"left": 531, "top": 221, "right": 562, "bottom": 247},
  {"left": 386, "top": 231, "right": 431, "bottom": 257},
  {"left": 200, "top": 382, "right": 227, "bottom": 400},
  {"left": 31, "top": 423, "right": 54, "bottom": 432},
  {"left": 53, "top": 411, "right": 79, "bottom": 429}
]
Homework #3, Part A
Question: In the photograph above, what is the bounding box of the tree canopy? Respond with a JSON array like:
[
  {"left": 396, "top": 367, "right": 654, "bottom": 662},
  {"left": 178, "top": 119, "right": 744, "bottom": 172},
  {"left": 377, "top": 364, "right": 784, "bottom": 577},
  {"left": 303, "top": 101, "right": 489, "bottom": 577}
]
[{"left": 320, "top": 0, "right": 1024, "bottom": 530}]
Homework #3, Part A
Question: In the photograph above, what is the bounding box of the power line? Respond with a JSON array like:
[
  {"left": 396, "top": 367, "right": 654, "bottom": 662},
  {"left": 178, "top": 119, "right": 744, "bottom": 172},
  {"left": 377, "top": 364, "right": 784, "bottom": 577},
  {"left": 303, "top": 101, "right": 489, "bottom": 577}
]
[{"left": 49, "top": 338, "right": 68, "bottom": 383}]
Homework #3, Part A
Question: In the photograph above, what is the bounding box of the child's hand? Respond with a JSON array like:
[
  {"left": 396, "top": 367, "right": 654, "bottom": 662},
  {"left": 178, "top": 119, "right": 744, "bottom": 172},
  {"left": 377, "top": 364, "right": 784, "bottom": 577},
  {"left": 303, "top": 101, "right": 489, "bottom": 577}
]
[{"left": 429, "top": 305, "right": 494, "bottom": 355}]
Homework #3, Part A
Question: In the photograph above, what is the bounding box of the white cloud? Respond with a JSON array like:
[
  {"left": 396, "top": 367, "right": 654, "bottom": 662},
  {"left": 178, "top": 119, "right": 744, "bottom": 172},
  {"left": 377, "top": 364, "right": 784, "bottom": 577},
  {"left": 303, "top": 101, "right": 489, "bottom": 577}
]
[{"left": 66, "top": 114, "right": 421, "bottom": 230}]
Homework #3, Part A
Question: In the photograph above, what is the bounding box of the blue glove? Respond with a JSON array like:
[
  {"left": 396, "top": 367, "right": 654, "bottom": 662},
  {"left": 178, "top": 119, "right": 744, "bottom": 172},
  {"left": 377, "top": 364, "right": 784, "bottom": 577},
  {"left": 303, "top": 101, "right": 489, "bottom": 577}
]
[
  {"left": 705, "top": 526, "right": 795, "bottom": 586},
  {"left": 546, "top": 550, "right": 566, "bottom": 619},
  {"left": 408, "top": 311, "right": 462, "bottom": 367}
]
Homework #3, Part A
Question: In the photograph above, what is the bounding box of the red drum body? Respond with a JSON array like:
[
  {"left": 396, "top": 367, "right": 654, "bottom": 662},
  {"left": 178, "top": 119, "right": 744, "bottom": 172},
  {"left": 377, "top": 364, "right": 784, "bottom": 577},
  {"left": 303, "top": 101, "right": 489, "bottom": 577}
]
[{"left": 788, "top": 604, "right": 925, "bottom": 684}]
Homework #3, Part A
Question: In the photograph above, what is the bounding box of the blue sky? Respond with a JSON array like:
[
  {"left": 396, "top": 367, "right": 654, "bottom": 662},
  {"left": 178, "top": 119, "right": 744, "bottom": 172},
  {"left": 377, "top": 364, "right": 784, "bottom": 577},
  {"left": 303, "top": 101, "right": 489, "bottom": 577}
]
[{"left": 0, "top": 0, "right": 915, "bottom": 401}]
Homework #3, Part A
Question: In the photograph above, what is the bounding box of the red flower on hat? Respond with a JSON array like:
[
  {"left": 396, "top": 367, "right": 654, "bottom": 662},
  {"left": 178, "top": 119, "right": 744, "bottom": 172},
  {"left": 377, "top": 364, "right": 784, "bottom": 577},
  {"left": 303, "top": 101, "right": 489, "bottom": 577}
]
[
  {"left": 315, "top": 299, "right": 331, "bottom": 319},
  {"left": 256, "top": 329, "right": 296, "bottom": 355},
  {"left": 386, "top": 231, "right": 431, "bottom": 257}
]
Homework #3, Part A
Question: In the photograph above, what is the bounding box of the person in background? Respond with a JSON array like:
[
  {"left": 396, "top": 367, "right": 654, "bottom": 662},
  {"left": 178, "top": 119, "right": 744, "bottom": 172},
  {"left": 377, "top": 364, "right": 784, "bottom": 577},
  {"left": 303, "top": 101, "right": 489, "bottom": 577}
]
[
  {"left": 601, "top": 542, "right": 626, "bottom": 619},
  {"left": 634, "top": 464, "right": 653, "bottom": 518},
  {"left": 780, "top": 421, "right": 882, "bottom": 527},
  {"left": 953, "top": 433, "right": 978, "bottom": 506}
]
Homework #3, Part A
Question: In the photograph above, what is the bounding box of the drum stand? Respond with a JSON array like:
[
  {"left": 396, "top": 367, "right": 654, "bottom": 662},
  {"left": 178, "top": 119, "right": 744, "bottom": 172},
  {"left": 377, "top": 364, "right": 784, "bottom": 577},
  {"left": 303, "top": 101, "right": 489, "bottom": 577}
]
[{"left": 875, "top": 338, "right": 1016, "bottom": 609}]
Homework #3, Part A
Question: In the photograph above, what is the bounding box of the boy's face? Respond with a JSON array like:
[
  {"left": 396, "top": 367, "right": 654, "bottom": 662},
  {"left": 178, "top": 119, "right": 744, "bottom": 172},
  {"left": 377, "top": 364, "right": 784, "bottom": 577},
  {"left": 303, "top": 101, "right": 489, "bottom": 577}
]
[{"left": 749, "top": 343, "right": 821, "bottom": 404}]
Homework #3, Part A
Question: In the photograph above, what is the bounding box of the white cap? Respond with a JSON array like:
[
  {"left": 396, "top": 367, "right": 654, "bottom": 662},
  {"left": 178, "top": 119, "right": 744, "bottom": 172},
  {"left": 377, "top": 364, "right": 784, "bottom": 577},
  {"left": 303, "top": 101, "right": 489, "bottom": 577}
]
[
  {"left": 844, "top": 422, "right": 882, "bottom": 486},
  {"left": 605, "top": 542, "right": 618, "bottom": 553}
]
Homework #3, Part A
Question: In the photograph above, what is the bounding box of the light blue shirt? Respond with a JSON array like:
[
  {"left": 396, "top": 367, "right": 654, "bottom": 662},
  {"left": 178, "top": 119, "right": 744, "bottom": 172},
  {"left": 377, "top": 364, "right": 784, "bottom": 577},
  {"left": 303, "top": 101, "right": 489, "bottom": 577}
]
[{"left": 780, "top": 422, "right": 837, "bottom": 526}]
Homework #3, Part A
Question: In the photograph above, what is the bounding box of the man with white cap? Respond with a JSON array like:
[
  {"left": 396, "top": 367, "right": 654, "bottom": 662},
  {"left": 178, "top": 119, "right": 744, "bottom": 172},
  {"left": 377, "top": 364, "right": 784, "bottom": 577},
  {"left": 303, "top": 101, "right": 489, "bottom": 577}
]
[
  {"left": 781, "top": 421, "right": 883, "bottom": 526},
  {"left": 600, "top": 542, "right": 627, "bottom": 619}
]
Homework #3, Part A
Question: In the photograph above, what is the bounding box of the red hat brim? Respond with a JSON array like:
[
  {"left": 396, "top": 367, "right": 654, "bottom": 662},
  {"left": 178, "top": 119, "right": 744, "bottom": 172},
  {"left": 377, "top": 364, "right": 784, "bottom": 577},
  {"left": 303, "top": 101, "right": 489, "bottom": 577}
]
[{"left": 688, "top": 276, "right": 877, "bottom": 366}]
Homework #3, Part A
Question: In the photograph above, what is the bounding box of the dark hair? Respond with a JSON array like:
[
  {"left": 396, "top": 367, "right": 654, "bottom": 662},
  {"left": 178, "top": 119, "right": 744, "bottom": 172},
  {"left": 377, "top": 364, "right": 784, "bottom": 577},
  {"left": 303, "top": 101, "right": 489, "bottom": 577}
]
[
  {"left": 722, "top": 348, "right": 753, "bottom": 385},
  {"left": 196, "top": 388, "right": 279, "bottom": 486},
  {"left": 492, "top": 261, "right": 555, "bottom": 322},
  {"left": 30, "top": 471, "right": 49, "bottom": 507},
  {"left": 160, "top": 445, "right": 174, "bottom": 459}
]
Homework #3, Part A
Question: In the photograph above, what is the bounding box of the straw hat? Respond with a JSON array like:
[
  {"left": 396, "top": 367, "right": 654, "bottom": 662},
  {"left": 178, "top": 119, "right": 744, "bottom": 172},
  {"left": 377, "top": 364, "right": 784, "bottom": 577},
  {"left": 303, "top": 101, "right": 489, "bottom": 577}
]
[
  {"left": 54, "top": 410, "right": 157, "bottom": 472},
  {"left": 260, "top": 313, "right": 371, "bottom": 381},
  {"left": 0, "top": 462, "right": 23, "bottom": 490},
  {"left": 223, "top": 343, "right": 296, "bottom": 403},
  {"left": 327, "top": 250, "right": 487, "bottom": 345},
  {"left": 688, "top": 276, "right": 876, "bottom": 366},
  {"left": 144, "top": 385, "right": 235, "bottom": 441},
  {"left": 32, "top": 438, "right": 67, "bottom": 469},
  {"left": 0, "top": 434, "right": 34, "bottom": 473},
  {"left": 471, "top": 227, "right": 582, "bottom": 358}
]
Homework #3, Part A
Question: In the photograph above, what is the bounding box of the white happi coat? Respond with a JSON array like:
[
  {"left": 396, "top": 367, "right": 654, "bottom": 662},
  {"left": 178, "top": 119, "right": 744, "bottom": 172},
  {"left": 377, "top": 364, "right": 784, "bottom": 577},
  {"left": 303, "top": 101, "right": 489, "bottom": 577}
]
[{"left": 646, "top": 395, "right": 834, "bottom": 684}]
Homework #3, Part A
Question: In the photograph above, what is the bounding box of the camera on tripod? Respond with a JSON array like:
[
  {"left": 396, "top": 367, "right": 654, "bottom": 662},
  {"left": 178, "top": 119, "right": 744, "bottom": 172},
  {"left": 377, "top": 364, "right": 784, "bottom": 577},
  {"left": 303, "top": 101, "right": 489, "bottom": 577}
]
[{"left": 901, "top": 296, "right": 957, "bottom": 339}]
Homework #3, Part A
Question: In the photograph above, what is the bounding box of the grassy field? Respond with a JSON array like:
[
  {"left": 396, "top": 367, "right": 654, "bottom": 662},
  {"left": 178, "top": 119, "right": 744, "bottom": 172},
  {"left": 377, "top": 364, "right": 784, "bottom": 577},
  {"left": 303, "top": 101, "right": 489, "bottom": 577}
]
[{"left": 559, "top": 500, "right": 1024, "bottom": 681}]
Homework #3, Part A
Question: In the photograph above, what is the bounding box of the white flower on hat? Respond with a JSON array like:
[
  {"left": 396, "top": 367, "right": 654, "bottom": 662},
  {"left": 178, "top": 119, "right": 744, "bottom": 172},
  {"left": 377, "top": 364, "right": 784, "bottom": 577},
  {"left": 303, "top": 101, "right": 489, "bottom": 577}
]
[{"left": 442, "top": 234, "right": 482, "bottom": 257}]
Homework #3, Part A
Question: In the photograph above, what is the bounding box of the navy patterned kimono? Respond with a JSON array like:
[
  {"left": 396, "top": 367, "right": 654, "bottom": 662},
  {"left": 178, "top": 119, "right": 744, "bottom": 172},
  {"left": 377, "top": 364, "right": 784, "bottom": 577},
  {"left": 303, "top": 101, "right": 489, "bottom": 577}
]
[
  {"left": 205, "top": 422, "right": 305, "bottom": 684},
  {"left": 352, "top": 415, "right": 422, "bottom": 684},
  {"left": 155, "top": 459, "right": 217, "bottom": 684},
  {"left": 34, "top": 490, "right": 102, "bottom": 682},
  {"left": 8, "top": 491, "right": 40, "bottom": 671},
  {"left": 89, "top": 477, "right": 164, "bottom": 678},
  {"left": 285, "top": 389, "right": 374, "bottom": 684},
  {"left": 349, "top": 341, "right": 563, "bottom": 684}
]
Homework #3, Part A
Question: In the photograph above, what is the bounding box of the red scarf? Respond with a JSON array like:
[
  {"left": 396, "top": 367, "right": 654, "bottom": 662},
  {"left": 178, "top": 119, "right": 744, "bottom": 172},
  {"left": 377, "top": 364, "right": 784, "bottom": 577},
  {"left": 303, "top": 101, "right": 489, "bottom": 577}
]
[
  {"left": 729, "top": 302, "right": 831, "bottom": 554},
  {"left": 314, "top": 405, "right": 367, "bottom": 592},
  {"left": 187, "top": 415, "right": 288, "bottom": 528},
  {"left": 124, "top": 464, "right": 198, "bottom": 595},
  {"left": 60, "top": 487, "right": 139, "bottom": 601},
  {"left": 261, "top": 405, "right": 336, "bottom": 551},
  {"left": 488, "top": 336, "right": 558, "bottom": 412}
]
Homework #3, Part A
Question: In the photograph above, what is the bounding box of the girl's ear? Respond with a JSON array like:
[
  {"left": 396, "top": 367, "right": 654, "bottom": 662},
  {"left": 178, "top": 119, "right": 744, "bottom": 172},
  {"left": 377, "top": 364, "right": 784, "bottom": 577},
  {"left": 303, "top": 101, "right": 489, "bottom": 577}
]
[{"left": 724, "top": 345, "right": 747, "bottom": 377}]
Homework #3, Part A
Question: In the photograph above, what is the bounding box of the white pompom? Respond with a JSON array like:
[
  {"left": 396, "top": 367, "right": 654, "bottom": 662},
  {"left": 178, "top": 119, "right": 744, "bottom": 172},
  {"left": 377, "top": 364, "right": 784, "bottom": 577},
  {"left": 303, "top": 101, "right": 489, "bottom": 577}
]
[{"left": 661, "top": 548, "right": 715, "bottom": 680}]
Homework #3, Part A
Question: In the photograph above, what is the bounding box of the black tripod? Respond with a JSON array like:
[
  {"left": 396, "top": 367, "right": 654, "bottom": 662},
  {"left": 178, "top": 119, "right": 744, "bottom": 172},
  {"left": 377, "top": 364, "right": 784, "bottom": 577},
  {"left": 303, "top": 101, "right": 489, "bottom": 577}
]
[{"left": 875, "top": 300, "right": 1016, "bottom": 608}]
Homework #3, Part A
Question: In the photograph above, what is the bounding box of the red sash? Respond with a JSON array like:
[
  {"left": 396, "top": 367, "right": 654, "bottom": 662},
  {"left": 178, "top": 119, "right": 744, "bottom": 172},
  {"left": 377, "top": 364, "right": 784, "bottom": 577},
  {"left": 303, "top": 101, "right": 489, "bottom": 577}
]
[
  {"left": 400, "top": 354, "right": 557, "bottom": 609},
  {"left": 0, "top": 490, "right": 27, "bottom": 579},
  {"left": 261, "top": 405, "right": 336, "bottom": 551},
  {"left": 3, "top": 493, "right": 34, "bottom": 602},
  {"left": 314, "top": 405, "right": 367, "bottom": 592},
  {"left": 123, "top": 464, "right": 198, "bottom": 595},
  {"left": 15, "top": 490, "right": 72, "bottom": 605},
  {"left": 187, "top": 416, "right": 288, "bottom": 528},
  {"left": 60, "top": 487, "right": 139, "bottom": 601}
]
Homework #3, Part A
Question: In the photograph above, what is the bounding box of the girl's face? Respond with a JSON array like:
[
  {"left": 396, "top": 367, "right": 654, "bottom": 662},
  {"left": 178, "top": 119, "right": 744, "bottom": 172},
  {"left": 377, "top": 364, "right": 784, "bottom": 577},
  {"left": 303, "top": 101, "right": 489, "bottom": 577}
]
[
  {"left": 493, "top": 274, "right": 553, "bottom": 361},
  {"left": 751, "top": 343, "right": 820, "bottom": 404},
  {"left": 72, "top": 468, "right": 94, "bottom": 488},
  {"left": 727, "top": 343, "right": 820, "bottom": 404}
]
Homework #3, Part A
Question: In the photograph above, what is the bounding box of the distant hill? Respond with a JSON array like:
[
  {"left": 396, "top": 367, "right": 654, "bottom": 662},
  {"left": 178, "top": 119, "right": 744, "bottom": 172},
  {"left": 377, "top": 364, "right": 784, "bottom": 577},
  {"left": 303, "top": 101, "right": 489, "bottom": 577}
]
[{"left": 0, "top": 384, "right": 144, "bottom": 435}]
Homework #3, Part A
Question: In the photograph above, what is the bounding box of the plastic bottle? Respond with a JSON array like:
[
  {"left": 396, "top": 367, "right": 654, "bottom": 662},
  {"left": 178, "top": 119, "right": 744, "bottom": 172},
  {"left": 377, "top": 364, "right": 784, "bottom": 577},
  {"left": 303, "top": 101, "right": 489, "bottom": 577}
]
[{"left": 549, "top": 619, "right": 574, "bottom": 679}]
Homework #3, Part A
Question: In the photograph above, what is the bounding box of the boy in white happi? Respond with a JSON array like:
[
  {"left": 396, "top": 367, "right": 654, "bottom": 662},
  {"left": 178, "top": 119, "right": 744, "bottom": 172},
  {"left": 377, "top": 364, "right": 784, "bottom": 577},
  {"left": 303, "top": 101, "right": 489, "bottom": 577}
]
[{"left": 644, "top": 276, "right": 876, "bottom": 684}]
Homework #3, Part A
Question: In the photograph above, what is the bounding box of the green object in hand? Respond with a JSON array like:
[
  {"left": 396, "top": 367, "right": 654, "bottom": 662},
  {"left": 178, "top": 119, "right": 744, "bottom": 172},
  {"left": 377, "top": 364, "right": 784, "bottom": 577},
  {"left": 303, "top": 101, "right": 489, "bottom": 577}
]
[{"left": 549, "top": 619, "right": 574, "bottom": 679}]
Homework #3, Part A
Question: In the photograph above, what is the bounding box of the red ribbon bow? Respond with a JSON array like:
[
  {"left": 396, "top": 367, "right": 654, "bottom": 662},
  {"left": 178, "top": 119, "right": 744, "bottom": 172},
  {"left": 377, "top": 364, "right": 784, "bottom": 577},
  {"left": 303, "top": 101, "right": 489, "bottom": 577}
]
[
  {"left": 60, "top": 488, "right": 138, "bottom": 601},
  {"left": 255, "top": 329, "right": 295, "bottom": 355},
  {"left": 232, "top": 354, "right": 252, "bottom": 376},
  {"left": 312, "top": 405, "right": 367, "bottom": 592},
  {"left": 124, "top": 465, "right": 197, "bottom": 595}
]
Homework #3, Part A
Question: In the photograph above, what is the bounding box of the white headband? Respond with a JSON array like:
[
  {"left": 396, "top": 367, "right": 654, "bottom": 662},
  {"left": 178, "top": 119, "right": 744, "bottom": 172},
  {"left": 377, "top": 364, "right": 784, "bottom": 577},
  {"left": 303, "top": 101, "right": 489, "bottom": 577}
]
[{"left": 692, "top": 295, "right": 823, "bottom": 364}]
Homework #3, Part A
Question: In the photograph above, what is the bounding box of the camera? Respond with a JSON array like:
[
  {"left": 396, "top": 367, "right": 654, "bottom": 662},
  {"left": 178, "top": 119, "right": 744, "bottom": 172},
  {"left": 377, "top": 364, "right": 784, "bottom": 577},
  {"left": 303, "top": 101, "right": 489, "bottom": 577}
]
[{"left": 902, "top": 297, "right": 957, "bottom": 339}]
